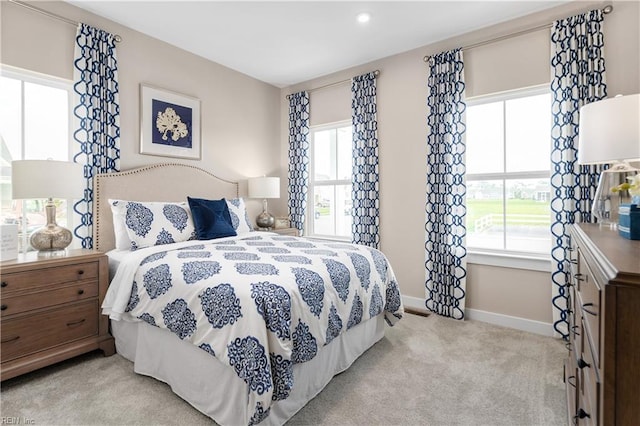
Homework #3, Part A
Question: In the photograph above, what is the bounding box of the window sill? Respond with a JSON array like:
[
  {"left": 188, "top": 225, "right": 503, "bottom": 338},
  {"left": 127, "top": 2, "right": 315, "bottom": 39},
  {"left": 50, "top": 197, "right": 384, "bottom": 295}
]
[{"left": 467, "top": 250, "right": 551, "bottom": 272}]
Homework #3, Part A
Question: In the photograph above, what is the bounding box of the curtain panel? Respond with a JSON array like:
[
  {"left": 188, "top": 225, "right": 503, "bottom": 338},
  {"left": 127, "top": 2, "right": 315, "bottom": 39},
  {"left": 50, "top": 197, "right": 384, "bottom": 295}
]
[
  {"left": 73, "top": 23, "right": 121, "bottom": 249},
  {"left": 351, "top": 72, "right": 380, "bottom": 249},
  {"left": 424, "top": 48, "right": 468, "bottom": 320},
  {"left": 287, "top": 91, "right": 310, "bottom": 232},
  {"left": 550, "top": 9, "right": 608, "bottom": 339}
]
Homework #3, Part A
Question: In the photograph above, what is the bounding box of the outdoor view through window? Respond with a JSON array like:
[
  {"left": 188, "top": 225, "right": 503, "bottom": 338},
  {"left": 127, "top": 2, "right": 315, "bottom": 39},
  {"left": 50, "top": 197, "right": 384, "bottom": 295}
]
[
  {"left": 465, "top": 89, "right": 551, "bottom": 255},
  {"left": 0, "top": 72, "right": 72, "bottom": 252},
  {"left": 308, "top": 123, "right": 352, "bottom": 239}
]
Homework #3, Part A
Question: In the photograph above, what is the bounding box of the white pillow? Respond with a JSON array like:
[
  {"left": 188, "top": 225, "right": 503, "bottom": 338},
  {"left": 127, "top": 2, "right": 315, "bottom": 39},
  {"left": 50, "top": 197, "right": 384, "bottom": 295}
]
[
  {"left": 109, "top": 200, "right": 131, "bottom": 250},
  {"left": 109, "top": 200, "right": 196, "bottom": 250},
  {"left": 226, "top": 198, "right": 254, "bottom": 234}
]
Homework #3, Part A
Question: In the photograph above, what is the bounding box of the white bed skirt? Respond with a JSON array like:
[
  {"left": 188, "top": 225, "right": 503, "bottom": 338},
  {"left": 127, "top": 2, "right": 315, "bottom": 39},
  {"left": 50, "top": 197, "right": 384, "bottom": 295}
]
[{"left": 112, "top": 315, "right": 385, "bottom": 426}]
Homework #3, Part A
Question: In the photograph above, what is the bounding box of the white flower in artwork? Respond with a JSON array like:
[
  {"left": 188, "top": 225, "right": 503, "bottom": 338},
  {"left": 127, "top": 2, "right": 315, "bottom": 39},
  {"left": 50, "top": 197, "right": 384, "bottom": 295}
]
[{"left": 156, "top": 107, "right": 189, "bottom": 142}]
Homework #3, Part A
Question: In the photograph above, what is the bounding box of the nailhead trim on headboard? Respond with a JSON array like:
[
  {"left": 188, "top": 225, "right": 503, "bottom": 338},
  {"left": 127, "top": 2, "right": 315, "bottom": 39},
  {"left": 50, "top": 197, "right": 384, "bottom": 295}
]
[{"left": 93, "top": 163, "right": 240, "bottom": 252}]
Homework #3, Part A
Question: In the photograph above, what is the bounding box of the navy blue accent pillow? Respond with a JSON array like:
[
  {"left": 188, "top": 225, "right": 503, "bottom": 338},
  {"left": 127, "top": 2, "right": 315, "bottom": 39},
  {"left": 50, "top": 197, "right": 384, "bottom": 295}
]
[{"left": 187, "top": 197, "right": 237, "bottom": 240}]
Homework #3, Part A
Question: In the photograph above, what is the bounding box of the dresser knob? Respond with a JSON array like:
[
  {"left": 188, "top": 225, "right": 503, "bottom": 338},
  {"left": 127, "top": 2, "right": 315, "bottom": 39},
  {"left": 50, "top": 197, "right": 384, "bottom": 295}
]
[
  {"left": 582, "top": 303, "right": 597, "bottom": 316},
  {"left": 77, "top": 270, "right": 84, "bottom": 275},
  {"left": 1, "top": 281, "right": 7, "bottom": 288},
  {"left": 575, "top": 408, "right": 590, "bottom": 420},
  {"left": 66, "top": 318, "right": 86, "bottom": 327},
  {"left": 0, "top": 335, "right": 19, "bottom": 344},
  {"left": 577, "top": 358, "right": 590, "bottom": 369},
  {"left": 0, "top": 304, "right": 7, "bottom": 311},
  {"left": 78, "top": 289, "right": 85, "bottom": 295}
]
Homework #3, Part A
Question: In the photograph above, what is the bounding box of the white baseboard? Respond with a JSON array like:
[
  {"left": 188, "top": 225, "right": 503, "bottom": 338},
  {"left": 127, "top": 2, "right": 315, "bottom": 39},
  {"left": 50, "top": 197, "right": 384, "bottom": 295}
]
[{"left": 402, "top": 295, "right": 554, "bottom": 337}]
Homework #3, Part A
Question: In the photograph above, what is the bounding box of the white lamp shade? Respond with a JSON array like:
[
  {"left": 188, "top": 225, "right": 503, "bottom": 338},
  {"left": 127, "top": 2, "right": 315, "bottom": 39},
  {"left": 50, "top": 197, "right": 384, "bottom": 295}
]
[
  {"left": 578, "top": 94, "right": 640, "bottom": 164},
  {"left": 11, "top": 160, "right": 84, "bottom": 200},
  {"left": 248, "top": 176, "right": 280, "bottom": 199}
]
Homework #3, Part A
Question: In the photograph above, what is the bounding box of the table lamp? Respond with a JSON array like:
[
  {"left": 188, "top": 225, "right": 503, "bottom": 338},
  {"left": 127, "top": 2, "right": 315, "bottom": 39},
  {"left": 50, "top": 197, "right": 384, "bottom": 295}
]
[
  {"left": 578, "top": 94, "right": 640, "bottom": 226},
  {"left": 11, "top": 160, "right": 84, "bottom": 255},
  {"left": 248, "top": 176, "right": 280, "bottom": 229}
]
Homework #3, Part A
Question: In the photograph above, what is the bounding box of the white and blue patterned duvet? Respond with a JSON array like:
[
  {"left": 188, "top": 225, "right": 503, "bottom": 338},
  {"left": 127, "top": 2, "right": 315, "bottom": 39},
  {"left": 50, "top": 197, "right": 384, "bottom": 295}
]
[{"left": 104, "top": 233, "right": 403, "bottom": 425}]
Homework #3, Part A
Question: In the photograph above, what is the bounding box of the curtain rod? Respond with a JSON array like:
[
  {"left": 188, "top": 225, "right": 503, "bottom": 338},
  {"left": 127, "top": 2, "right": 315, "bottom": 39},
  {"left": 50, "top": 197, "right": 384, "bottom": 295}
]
[
  {"left": 8, "top": 0, "right": 123, "bottom": 42},
  {"left": 423, "top": 4, "right": 613, "bottom": 62},
  {"left": 286, "top": 70, "right": 380, "bottom": 99}
]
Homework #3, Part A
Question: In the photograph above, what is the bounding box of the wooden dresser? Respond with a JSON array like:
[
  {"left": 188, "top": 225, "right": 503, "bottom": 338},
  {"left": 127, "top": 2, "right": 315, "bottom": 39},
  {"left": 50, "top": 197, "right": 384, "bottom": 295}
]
[
  {"left": 0, "top": 249, "right": 115, "bottom": 381},
  {"left": 565, "top": 223, "right": 640, "bottom": 425}
]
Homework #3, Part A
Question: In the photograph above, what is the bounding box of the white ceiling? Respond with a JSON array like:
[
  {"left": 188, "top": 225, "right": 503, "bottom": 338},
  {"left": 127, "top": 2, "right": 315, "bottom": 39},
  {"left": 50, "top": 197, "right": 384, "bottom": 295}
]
[{"left": 67, "top": 1, "right": 568, "bottom": 88}]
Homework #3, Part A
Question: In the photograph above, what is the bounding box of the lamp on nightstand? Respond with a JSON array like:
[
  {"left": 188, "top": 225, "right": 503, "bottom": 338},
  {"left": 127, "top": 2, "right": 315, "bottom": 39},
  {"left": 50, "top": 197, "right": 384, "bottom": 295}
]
[
  {"left": 578, "top": 94, "right": 640, "bottom": 226},
  {"left": 11, "top": 160, "right": 84, "bottom": 256},
  {"left": 248, "top": 176, "right": 280, "bottom": 229}
]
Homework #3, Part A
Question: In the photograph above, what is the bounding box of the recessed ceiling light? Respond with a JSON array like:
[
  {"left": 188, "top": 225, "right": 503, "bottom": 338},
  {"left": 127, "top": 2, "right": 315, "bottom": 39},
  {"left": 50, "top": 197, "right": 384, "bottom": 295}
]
[{"left": 356, "top": 12, "right": 371, "bottom": 24}]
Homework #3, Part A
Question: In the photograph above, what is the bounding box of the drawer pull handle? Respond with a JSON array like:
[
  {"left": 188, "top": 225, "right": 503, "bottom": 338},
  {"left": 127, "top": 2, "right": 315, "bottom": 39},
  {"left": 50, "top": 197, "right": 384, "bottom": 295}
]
[
  {"left": 573, "top": 273, "right": 584, "bottom": 282},
  {"left": 582, "top": 303, "right": 597, "bottom": 316},
  {"left": 78, "top": 289, "right": 85, "bottom": 295},
  {"left": 577, "top": 358, "right": 591, "bottom": 369},
  {"left": 571, "top": 325, "right": 580, "bottom": 337},
  {"left": 565, "top": 341, "right": 572, "bottom": 352},
  {"left": 567, "top": 375, "right": 576, "bottom": 388},
  {"left": 1, "top": 281, "right": 7, "bottom": 288},
  {"left": 67, "top": 318, "right": 86, "bottom": 327},
  {"left": 1, "top": 335, "right": 20, "bottom": 344},
  {"left": 574, "top": 409, "right": 590, "bottom": 420},
  {"left": 77, "top": 270, "right": 85, "bottom": 275},
  {"left": 0, "top": 304, "right": 7, "bottom": 311}
]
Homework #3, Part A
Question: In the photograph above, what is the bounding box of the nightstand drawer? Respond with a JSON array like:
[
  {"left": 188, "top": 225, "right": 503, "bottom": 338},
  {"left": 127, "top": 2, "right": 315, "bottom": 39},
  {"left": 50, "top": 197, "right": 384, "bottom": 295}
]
[
  {"left": 1, "top": 261, "right": 99, "bottom": 294},
  {"left": 0, "top": 281, "right": 98, "bottom": 317},
  {"left": 0, "top": 300, "right": 99, "bottom": 363},
  {"left": 270, "top": 228, "right": 299, "bottom": 236}
]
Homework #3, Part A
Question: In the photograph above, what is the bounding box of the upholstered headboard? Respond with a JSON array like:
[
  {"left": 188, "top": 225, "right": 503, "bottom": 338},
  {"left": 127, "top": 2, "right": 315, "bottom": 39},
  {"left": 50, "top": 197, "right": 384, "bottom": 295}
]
[{"left": 93, "top": 163, "right": 239, "bottom": 252}]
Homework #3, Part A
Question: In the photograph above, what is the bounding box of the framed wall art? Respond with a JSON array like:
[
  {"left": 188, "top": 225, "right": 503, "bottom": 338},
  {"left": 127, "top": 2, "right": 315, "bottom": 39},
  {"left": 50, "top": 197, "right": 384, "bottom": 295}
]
[{"left": 140, "top": 84, "right": 201, "bottom": 160}]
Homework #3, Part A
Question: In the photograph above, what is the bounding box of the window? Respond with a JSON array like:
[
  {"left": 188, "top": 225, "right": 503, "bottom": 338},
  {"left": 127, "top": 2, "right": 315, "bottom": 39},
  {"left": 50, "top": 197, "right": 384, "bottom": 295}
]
[
  {"left": 465, "top": 87, "right": 551, "bottom": 257},
  {"left": 0, "top": 67, "right": 74, "bottom": 251},
  {"left": 307, "top": 122, "right": 352, "bottom": 239}
]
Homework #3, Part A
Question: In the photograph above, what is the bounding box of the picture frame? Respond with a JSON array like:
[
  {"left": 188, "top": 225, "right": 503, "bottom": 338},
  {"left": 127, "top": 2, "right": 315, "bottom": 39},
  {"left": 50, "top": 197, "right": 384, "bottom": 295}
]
[
  {"left": 274, "top": 217, "right": 291, "bottom": 229},
  {"left": 140, "top": 84, "right": 201, "bottom": 160}
]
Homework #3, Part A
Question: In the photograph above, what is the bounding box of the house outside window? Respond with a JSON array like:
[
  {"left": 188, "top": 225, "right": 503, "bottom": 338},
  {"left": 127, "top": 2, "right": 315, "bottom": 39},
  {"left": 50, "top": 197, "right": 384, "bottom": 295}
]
[
  {"left": 0, "top": 67, "right": 74, "bottom": 251},
  {"left": 465, "top": 87, "right": 551, "bottom": 263},
  {"left": 307, "top": 121, "right": 352, "bottom": 240}
]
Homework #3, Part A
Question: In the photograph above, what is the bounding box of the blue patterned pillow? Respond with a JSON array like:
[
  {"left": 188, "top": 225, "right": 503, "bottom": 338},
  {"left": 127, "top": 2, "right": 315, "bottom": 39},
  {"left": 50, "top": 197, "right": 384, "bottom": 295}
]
[
  {"left": 110, "top": 200, "right": 196, "bottom": 250},
  {"left": 226, "top": 197, "right": 254, "bottom": 234},
  {"left": 187, "top": 197, "right": 237, "bottom": 240}
]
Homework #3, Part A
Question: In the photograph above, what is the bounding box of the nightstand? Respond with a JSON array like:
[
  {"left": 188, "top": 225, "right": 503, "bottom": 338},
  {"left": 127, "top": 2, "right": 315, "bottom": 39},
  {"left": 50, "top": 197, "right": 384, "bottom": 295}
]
[
  {"left": 0, "top": 249, "right": 115, "bottom": 381},
  {"left": 270, "top": 227, "right": 300, "bottom": 236}
]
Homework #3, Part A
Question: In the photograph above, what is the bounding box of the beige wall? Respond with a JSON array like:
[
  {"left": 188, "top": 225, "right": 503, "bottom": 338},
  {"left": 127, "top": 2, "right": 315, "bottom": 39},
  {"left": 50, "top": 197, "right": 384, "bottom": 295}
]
[
  {"left": 2, "top": 0, "right": 638, "bottom": 327},
  {"left": 281, "top": 1, "right": 640, "bottom": 326},
  {"left": 0, "top": 0, "right": 284, "bottom": 219}
]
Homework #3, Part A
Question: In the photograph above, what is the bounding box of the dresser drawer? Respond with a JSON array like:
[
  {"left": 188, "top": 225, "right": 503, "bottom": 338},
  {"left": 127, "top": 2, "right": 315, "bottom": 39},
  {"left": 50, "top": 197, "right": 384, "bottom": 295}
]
[
  {"left": 0, "top": 300, "right": 99, "bottom": 363},
  {"left": 0, "top": 281, "right": 98, "bottom": 318},
  {"left": 1, "top": 261, "right": 99, "bottom": 294},
  {"left": 577, "top": 260, "right": 600, "bottom": 365},
  {"left": 564, "top": 358, "right": 578, "bottom": 424},
  {"left": 578, "top": 335, "right": 599, "bottom": 426}
]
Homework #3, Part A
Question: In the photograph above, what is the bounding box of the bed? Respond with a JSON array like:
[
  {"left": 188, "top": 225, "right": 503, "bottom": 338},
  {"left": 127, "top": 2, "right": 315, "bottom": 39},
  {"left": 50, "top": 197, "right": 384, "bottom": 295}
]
[{"left": 94, "top": 163, "right": 404, "bottom": 426}]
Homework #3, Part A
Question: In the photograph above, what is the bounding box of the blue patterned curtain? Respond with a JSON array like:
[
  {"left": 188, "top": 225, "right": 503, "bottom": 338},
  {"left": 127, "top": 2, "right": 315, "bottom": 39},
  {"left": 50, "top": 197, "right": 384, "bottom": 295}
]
[
  {"left": 73, "top": 23, "right": 120, "bottom": 248},
  {"left": 351, "top": 72, "right": 380, "bottom": 249},
  {"left": 287, "top": 91, "right": 310, "bottom": 232},
  {"left": 425, "top": 48, "right": 467, "bottom": 320},
  {"left": 550, "top": 10, "right": 607, "bottom": 338}
]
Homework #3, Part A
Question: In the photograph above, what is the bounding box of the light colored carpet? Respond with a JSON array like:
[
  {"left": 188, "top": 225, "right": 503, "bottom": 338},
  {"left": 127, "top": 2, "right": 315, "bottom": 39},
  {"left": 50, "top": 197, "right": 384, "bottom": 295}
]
[{"left": 0, "top": 313, "right": 567, "bottom": 425}]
